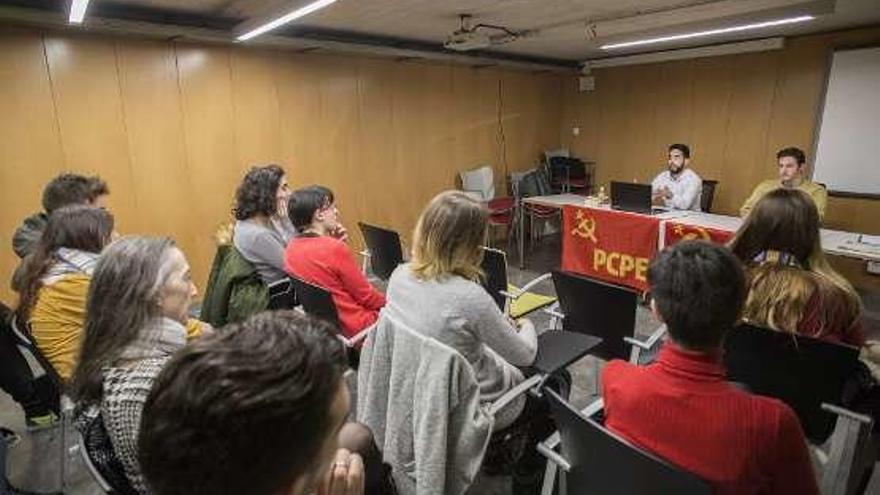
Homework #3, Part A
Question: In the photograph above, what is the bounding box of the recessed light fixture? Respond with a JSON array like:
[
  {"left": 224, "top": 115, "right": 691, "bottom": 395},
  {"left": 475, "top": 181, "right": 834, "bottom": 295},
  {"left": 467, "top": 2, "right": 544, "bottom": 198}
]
[
  {"left": 601, "top": 15, "right": 814, "bottom": 50},
  {"left": 237, "top": 0, "right": 339, "bottom": 42},
  {"left": 69, "top": 0, "right": 90, "bottom": 23}
]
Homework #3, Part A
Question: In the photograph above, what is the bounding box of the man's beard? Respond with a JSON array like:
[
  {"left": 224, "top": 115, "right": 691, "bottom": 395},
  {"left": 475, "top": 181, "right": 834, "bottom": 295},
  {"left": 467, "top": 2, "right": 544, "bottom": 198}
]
[{"left": 669, "top": 164, "right": 683, "bottom": 177}]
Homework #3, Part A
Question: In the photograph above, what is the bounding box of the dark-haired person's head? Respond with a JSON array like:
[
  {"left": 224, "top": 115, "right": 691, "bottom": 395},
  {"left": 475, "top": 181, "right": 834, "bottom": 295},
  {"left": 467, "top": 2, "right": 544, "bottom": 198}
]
[
  {"left": 776, "top": 147, "right": 807, "bottom": 187},
  {"left": 139, "top": 311, "right": 349, "bottom": 495},
  {"left": 730, "top": 188, "right": 820, "bottom": 267},
  {"left": 233, "top": 165, "right": 290, "bottom": 221},
  {"left": 16, "top": 205, "right": 114, "bottom": 320},
  {"left": 42, "top": 173, "right": 109, "bottom": 213},
  {"left": 667, "top": 144, "right": 690, "bottom": 175},
  {"left": 288, "top": 185, "right": 337, "bottom": 232},
  {"left": 648, "top": 241, "right": 746, "bottom": 352}
]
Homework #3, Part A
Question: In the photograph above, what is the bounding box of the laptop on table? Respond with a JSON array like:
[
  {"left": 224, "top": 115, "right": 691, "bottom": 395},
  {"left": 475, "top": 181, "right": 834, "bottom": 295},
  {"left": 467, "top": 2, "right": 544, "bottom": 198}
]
[{"left": 610, "top": 181, "right": 666, "bottom": 215}]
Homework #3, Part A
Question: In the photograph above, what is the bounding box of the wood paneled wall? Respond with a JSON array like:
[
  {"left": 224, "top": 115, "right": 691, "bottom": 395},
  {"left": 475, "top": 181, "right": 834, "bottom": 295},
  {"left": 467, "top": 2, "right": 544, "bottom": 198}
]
[
  {"left": 560, "top": 25, "right": 880, "bottom": 235},
  {"left": 0, "top": 27, "right": 564, "bottom": 305}
]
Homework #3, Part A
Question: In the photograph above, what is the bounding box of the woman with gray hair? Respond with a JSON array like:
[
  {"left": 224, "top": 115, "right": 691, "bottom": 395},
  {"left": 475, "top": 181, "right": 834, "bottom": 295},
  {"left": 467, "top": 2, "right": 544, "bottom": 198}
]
[{"left": 71, "top": 236, "right": 198, "bottom": 494}]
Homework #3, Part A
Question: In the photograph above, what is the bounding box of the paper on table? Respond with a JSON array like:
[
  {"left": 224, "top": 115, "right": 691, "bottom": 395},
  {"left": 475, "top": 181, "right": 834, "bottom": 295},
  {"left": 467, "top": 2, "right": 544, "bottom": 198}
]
[{"left": 859, "top": 234, "right": 880, "bottom": 247}]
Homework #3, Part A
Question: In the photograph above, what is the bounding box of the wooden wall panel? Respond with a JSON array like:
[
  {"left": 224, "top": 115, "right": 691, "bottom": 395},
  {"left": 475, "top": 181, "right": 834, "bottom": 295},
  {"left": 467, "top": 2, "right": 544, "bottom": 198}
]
[
  {"left": 43, "top": 36, "right": 138, "bottom": 229},
  {"left": 115, "top": 40, "right": 206, "bottom": 283},
  {"left": 230, "top": 48, "right": 282, "bottom": 169},
  {"left": 175, "top": 44, "right": 239, "bottom": 229},
  {"left": 353, "top": 57, "right": 399, "bottom": 237},
  {"left": 0, "top": 30, "right": 65, "bottom": 293},
  {"left": 716, "top": 52, "right": 780, "bottom": 215},
  {"left": 561, "top": 25, "right": 880, "bottom": 235}
]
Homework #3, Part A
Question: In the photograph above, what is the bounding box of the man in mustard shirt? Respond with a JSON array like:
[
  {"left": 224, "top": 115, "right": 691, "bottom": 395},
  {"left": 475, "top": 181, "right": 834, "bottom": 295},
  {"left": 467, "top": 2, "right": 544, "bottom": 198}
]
[{"left": 740, "top": 147, "right": 827, "bottom": 221}]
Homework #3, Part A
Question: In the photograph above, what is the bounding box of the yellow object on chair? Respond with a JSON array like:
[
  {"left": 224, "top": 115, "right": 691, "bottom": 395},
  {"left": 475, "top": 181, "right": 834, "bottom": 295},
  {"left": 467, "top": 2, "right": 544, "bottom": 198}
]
[{"left": 508, "top": 284, "right": 556, "bottom": 319}]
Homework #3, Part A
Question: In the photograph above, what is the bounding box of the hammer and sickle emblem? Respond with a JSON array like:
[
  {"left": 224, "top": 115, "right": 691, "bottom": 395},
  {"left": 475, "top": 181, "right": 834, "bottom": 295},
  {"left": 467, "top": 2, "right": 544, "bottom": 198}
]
[
  {"left": 673, "top": 224, "right": 711, "bottom": 241},
  {"left": 571, "top": 210, "right": 598, "bottom": 243}
]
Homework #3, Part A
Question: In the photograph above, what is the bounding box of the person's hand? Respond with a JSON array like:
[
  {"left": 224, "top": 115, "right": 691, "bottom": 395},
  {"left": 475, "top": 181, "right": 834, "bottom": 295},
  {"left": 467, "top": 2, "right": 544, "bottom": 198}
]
[
  {"left": 331, "top": 224, "right": 349, "bottom": 242},
  {"left": 651, "top": 191, "right": 666, "bottom": 206},
  {"left": 661, "top": 186, "right": 673, "bottom": 200},
  {"left": 317, "top": 449, "right": 364, "bottom": 495}
]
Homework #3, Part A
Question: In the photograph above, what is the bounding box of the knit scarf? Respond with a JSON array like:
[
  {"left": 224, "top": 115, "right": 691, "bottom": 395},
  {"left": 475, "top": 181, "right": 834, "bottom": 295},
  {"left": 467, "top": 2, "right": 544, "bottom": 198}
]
[
  {"left": 42, "top": 247, "right": 100, "bottom": 284},
  {"left": 117, "top": 317, "right": 188, "bottom": 362}
]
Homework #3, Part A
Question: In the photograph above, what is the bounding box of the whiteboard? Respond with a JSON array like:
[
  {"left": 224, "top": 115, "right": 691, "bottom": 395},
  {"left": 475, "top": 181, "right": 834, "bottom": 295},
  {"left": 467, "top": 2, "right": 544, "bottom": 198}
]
[{"left": 813, "top": 46, "right": 880, "bottom": 196}]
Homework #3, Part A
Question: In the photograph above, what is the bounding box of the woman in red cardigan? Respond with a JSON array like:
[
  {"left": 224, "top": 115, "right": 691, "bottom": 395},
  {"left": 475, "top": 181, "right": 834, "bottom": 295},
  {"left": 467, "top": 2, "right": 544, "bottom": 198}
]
[{"left": 284, "top": 186, "right": 385, "bottom": 339}]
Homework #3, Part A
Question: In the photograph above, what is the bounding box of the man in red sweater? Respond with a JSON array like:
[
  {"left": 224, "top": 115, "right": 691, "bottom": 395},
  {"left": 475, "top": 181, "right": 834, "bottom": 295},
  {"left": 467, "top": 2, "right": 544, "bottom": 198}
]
[
  {"left": 602, "top": 241, "right": 819, "bottom": 495},
  {"left": 284, "top": 186, "right": 386, "bottom": 339}
]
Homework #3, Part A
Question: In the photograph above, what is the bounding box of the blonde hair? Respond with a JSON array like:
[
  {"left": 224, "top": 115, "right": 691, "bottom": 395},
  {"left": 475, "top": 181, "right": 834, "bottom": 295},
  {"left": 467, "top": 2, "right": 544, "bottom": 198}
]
[
  {"left": 410, "top": 191, "right": 488, "bottom": 282},
  {"left": 731, "top": 188, "right": 860, "bottom": 334}
]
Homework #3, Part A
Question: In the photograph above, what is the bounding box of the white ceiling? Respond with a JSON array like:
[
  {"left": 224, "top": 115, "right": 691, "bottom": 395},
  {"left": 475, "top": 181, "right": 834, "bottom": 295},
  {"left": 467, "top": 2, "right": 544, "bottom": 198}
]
[{"left": 2, "top": 0, "right": 879, "bottom": 65}]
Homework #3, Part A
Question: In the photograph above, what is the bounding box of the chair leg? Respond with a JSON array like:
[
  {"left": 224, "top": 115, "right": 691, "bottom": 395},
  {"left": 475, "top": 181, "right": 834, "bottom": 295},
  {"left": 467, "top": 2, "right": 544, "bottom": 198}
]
[{"left": 541, "top": 461, "right": 558, "bottom": 495}]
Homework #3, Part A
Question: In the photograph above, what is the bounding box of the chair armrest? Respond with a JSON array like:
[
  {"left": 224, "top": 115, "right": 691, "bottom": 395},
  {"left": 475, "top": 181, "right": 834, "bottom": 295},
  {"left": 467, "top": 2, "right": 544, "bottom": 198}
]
[
  {"left": 623, "top": 336, "right": 651, "bottom": 350},
  {"left": 821, "top": 403, "right": 873, "bottom": 424},
  {"left": 624, "top": 325, "right": 666, "bottom": 350},
  {"left": 487, "top": 374, "right": 543, "bottom": 417},
  {"left": 537, "top": 442, "right": 571, "bottom": 472},
  {"left": 541, "top": 398, "right": 604, "bottom": 451},
  {"left": 503, "top": 273, "right": 553, "bottom": 300},
  {"left": 543, "top": 307, "right": 565, "bottom": 320}
]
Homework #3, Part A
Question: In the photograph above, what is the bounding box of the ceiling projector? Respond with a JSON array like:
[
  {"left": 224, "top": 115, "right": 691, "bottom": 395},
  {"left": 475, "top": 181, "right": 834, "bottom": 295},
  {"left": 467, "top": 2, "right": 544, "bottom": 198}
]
[{"left": 444, "top": 30, "right": 493, "bottom": 51}]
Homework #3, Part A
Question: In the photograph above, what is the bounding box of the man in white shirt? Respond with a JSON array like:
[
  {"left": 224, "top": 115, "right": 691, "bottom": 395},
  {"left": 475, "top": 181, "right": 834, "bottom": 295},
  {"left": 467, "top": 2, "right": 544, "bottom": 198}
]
[{"left": 652, "top": 143, "right": 702, "bottom": 211}]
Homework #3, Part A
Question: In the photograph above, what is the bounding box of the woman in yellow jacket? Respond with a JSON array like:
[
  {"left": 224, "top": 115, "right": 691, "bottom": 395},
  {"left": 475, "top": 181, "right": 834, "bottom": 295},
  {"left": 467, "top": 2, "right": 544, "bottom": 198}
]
[
  {"left": 16, "top": 205, "right": 208, "bottom": 384},
  {"left": 16, "top": 205, "right": 114, "bottom": 382}
]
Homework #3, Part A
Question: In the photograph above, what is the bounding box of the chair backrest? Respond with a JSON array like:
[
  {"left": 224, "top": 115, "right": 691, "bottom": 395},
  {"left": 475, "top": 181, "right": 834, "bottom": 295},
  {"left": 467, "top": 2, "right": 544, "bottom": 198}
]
[
  {"left": 513, "top": 168, "right": 552, "bottom": 201},
  {"left": 2, "top": 313, "right": 62, "bottom": 415},
  {"left": 551, "top": 270, "right": 638, "bottom": 361},
  {"left": 544, "top": 148, "right": 570, "bottom": 162},
  {"left": 700, "top": 180, "right": 718, "bottom": 213},
  {"left": 479, "top": 247, "right": 508, "bottom": 312},
  {"left": 723, "top": 323, "right": 860, "bottom": 444},
  {"left": 548, "top": 156, "right": 587, "bottom": 180},
  {"left": 460, "top": 165, "right": 495, "bottom": 201},
  {"left": 289, "top": 277, "right": 340, "bottom": 328},
  {"left": 358, "top": 222, "right": 404, "bottom": 281},
  {"left": 267, "top": 278, "right": 297, "bottom": 310},
  {"left": 545, "top": 389, "right": 711, "bottom": 495},
  {"left": 80, "top": 413, "right": 139, "bottom": 495}
]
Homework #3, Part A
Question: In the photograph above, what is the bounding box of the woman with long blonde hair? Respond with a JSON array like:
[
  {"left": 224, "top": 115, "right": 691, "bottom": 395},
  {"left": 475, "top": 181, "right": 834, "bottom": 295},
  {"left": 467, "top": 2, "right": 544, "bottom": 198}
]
[
  {"left": 729, "top": 188, "right": 863, "bottom": 346},
  {"left": 385, "top": 190, "right": 560, "bottom": 493}
]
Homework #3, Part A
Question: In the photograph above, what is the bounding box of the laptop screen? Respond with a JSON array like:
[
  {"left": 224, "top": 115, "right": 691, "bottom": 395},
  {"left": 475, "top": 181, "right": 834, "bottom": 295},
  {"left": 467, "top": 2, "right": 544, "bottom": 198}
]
[{"left": 611, "top": 181, "right": 653, "bottom": 213}]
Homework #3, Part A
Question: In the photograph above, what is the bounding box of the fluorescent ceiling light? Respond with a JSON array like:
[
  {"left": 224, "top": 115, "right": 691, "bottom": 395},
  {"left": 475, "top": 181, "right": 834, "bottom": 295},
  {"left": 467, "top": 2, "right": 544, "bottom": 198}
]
[
  {"left": 601, "top": 15, "right": 814, "bottom": 50},
  {"left": 69, "top": 0, "right": 90, "bottom": 23},
  {"left": 237, "top": 0, "right": 339, "bottom": 41}
]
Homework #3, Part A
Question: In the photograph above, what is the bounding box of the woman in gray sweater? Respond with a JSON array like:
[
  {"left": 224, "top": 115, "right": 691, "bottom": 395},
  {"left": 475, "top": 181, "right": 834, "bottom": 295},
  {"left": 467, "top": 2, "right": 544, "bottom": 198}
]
[
  {"left": 385, "top": 190, "right": 557, "bottom": 494},
  {"left": 231, "top": 165, "right": 297, "bottom": 285}
]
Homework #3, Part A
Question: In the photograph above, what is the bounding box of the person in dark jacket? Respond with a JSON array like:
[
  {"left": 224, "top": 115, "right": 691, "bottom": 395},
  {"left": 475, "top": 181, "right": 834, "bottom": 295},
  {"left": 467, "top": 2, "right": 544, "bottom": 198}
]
[{"left": 11, "top": 174, "right": 109, "bottom": 291}]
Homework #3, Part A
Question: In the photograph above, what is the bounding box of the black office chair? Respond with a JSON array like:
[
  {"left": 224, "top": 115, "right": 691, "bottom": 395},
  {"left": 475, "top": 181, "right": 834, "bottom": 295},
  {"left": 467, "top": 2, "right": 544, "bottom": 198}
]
[
  {"left": 700, "top": 180, "right": 718, "bottom": 213},
  {"left": 289, "top": 277, "right": 340, "bottom": 328},
  {"left": 538, "top": 390, "right": 711, "bottom": 495},
  {"left": 724, "top": 324, "right": 873, "bottom": 495},
  {"left": 358, "top": 222, "right": 404, "bottom": 281},
  {"left": 550, "top": 270, "right": 640, "bottom": 362},
  {"left": 289, "top": 277, "right": 370, "bottom": 351},
  {"left": 479, "top": 247, "right": 555, "bottom": 319},
  {"left": 79, "top": 414, "right": 138, "bottom": 495}
]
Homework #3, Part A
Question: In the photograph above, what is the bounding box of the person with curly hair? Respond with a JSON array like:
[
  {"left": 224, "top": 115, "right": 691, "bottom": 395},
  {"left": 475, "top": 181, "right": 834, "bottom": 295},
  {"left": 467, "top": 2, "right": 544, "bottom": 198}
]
[{"left": 232, "top": 164, "right": 296, "bottom": 284}]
